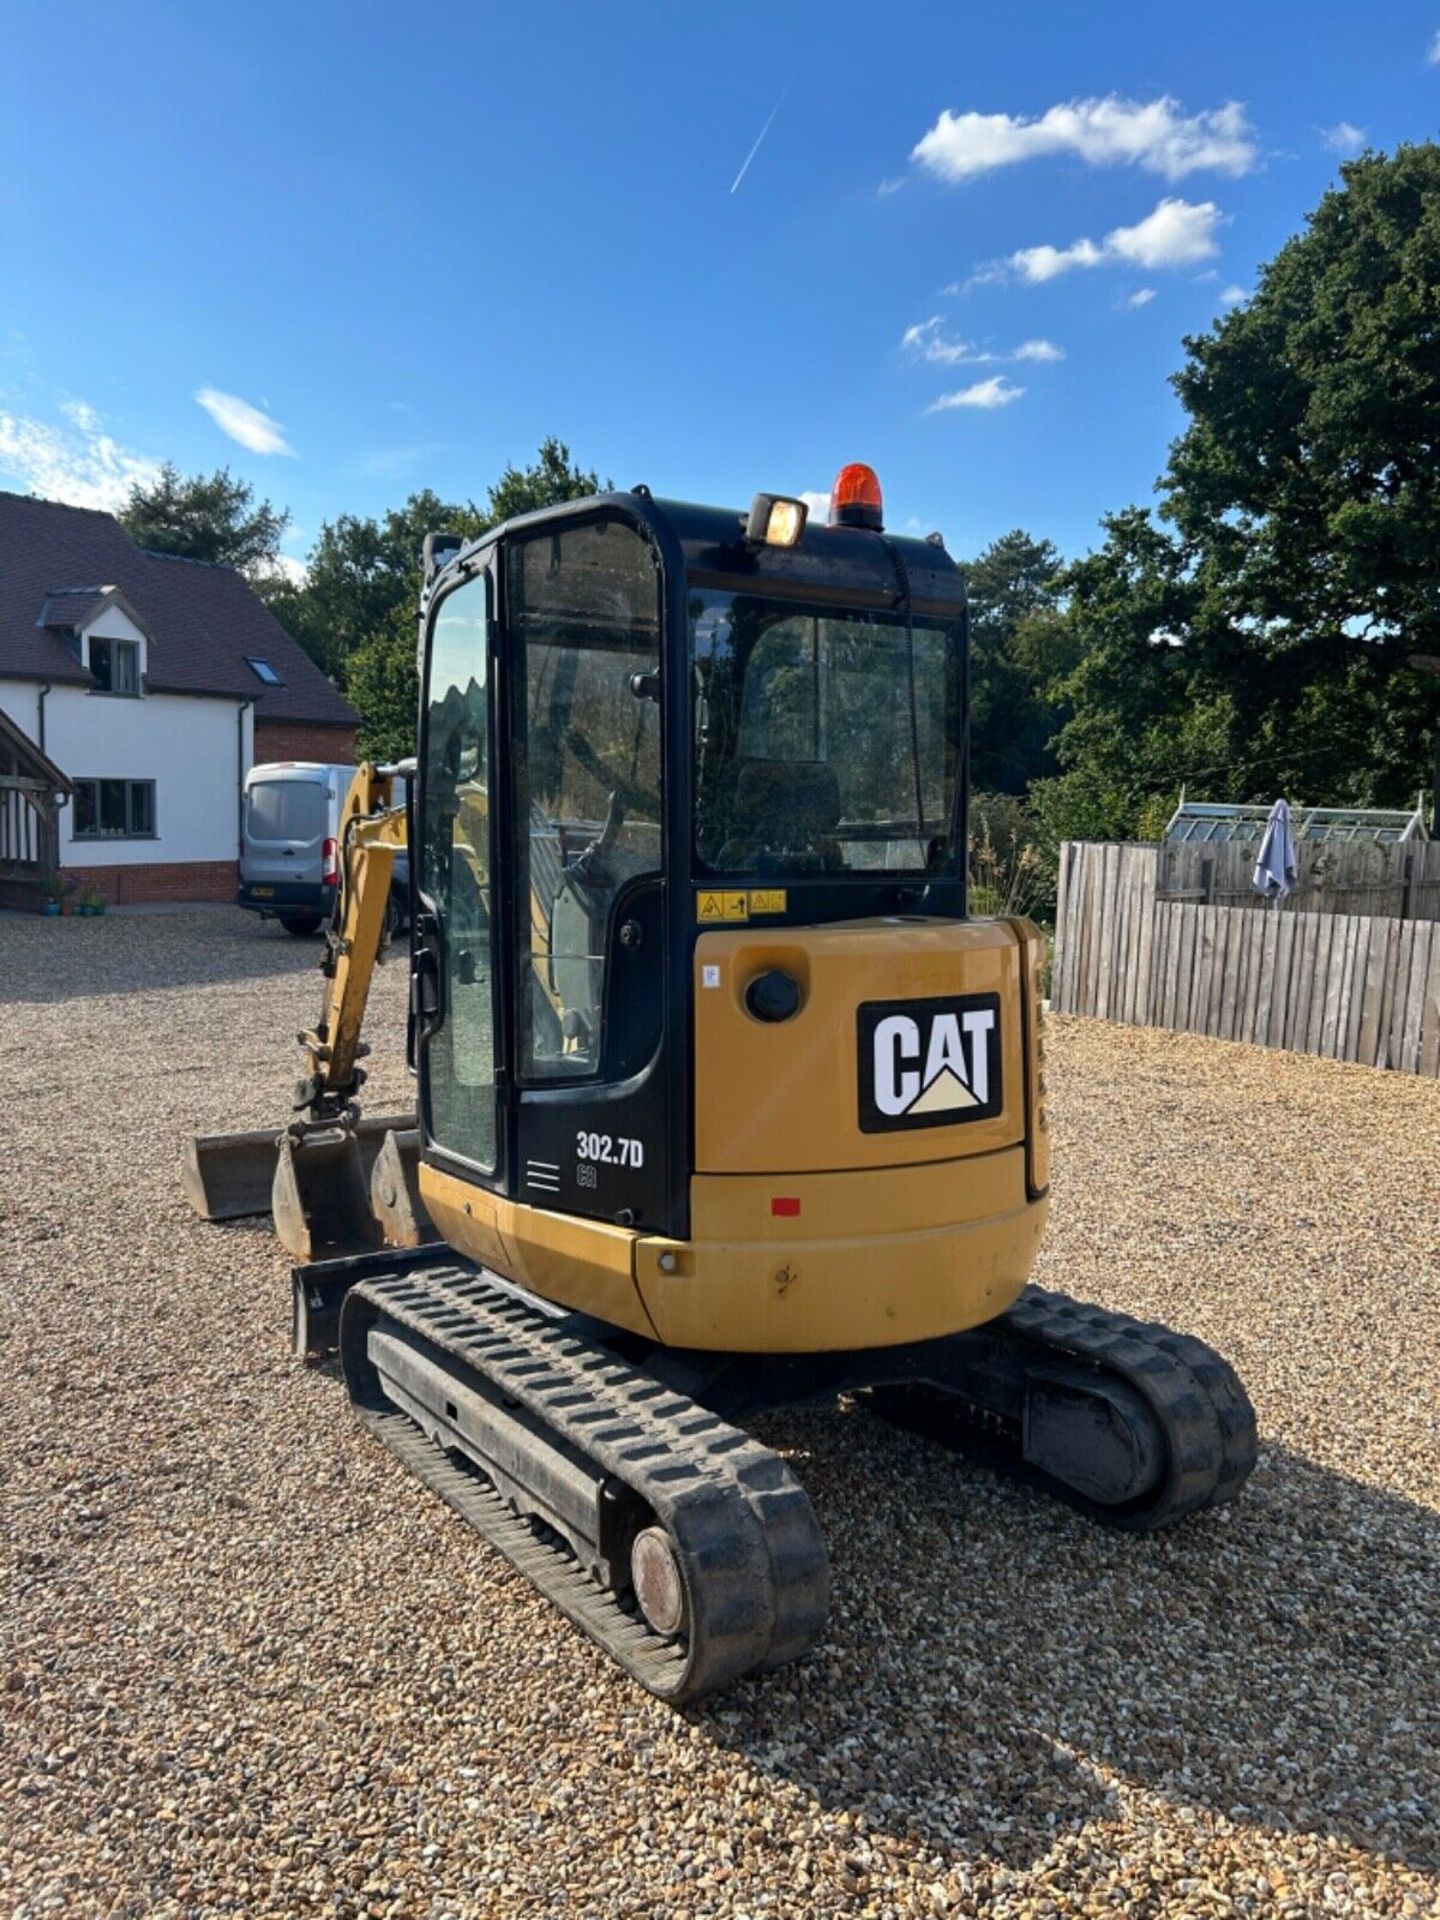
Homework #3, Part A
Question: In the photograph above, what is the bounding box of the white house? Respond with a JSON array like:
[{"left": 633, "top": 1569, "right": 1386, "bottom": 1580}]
[{"left": 0, "top": 490, "right": 357, "bottom": 907}]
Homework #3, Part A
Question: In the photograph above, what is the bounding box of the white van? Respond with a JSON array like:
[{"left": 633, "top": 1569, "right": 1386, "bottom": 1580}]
[{"left": 238, "top": 761, "right": 352, "bottom": 934}]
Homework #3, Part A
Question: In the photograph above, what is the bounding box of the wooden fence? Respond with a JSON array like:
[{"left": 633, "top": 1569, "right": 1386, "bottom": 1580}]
[{"left": 1053, "top": 841, "right": 1440, "bottom": 1074}]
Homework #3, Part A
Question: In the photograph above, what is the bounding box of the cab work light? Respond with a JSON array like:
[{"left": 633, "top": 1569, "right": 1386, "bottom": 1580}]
[
  {"left": 745, "top": 493, "right": 808, "bottom": 548},
  {"left": 829, "top": 462, "right": 883, "bottom": 531}
]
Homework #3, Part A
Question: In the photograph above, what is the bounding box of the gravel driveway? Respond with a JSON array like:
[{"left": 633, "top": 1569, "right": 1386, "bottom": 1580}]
[{"left": 3, "top": 909, "right": 1437, "bottom": 1919}]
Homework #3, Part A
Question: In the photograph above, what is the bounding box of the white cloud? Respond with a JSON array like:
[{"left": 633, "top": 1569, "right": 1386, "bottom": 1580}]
[
  {"left": 1219, "top": 284, "right": 1248, "bottom": 307},
  {"left": 927, "top": 377, "right": 1024, "bottom": 412},
  {"left": 902, "top": 316, "right": 995, "bottom": 364},
  {"left": 1428, "top": 30, "right": 1440, "bottom": 64},
  {"left": 1107, "top": 197, "right": 1223, "bottom": 268},
  {"left": 259, "top": 551, "right": 309, "bottom": 588},
  {"left": 0, "top": 404, "right": 162, "bottom": 511},
  {"left": 1008, "top": 197, "right": 1222, "bottom": 282},
  {"left": 912, "top": 95, "right": 1257, "bottom": 185},
  {"left": 1009, "top": 237, "right": 1105, "bottom": 282},
  {"left": 1124, "top": 287, "right": 1157, "bottom": 308},
  {"left": 59, "top": 398, "right": 100, "bottom": 432},
  {"left": 1012, "top": 337, "right": 1065, "bottom": 363},
  {"left": 799, "top": 490, "right": 831, "bottom": 521},
  {"left": 901, "top": 318, "right": 1062, "bottom": 365},
  {"left": 195, "top": 387, "right": 295, "bottom": 456},
  {"left": 877, "top": 176, "right": 905, "bottom": 196},
  {"left": 1322, "top": 121, "right": 1365, "bottom": 155}
]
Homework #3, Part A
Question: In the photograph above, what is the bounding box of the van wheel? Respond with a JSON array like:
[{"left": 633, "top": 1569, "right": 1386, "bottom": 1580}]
[{"left": 280, "top": 914, "right": 322, "bottom": 936}]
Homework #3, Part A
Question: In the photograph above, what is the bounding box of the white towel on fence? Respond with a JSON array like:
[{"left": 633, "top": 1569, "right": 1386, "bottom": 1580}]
[{"left": 1253, "top": 798, "right": 1299, "bottom": 900}]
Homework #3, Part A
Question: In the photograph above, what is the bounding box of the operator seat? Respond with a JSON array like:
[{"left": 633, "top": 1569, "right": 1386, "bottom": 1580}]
[{"left": 716, "top": 760, "right": 843, "bottom": 871}]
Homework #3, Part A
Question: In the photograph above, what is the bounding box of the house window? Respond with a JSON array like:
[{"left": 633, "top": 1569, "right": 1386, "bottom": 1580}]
[
  {"left": 91, "top": 636, "right": 141, "bottom": 696},
  {"left": 73, "top": 779, "right": 157, "bottom": 839},
  {"left": 246, "top": 657, "right": 283, "bottom": 686}
]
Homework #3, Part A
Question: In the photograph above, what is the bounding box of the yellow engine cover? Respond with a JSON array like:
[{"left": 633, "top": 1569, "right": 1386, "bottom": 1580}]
[{"left": 420, "top": 916, "right": 1050, "bottom": 1354}]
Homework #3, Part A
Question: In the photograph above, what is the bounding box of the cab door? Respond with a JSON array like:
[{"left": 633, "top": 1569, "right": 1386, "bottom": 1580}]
[
  {"left": 416, "top": 564, "right": 503, "bottom": 1184},
  {"left": 503, "top": 513, "right": 673, "bottom": 1233}
]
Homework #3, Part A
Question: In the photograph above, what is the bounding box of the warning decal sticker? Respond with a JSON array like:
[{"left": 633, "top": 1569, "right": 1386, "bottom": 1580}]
[
  {"left": 695, "top": 889, "right": 788, "bottom": 924},
  {"left": 697, "top": 891, "right": 749, "bottom": 923}
]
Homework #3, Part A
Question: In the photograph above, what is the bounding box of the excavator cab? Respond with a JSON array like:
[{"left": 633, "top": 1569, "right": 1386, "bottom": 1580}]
[
  {"left": 185, "top": 467, "right": 1256, "bottom": 1703},
  {"left": 417, "top": 486, "right": 957, "bottom": 1210},
  {"left": 401, "top": 475, "right": 1056, "bottom": 1355}
]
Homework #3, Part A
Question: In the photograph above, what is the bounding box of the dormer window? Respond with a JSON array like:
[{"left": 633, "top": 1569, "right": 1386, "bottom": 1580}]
[
  {"left": 91, "top": 636, "right": 140, "bottom": 696},
  {"left": 247, "top": 657, "right": 283, "bottom": 686}
]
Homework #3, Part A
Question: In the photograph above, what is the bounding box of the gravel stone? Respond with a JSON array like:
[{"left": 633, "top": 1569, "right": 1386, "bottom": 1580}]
[{"left": 2, "top": 910, "right": 1437, "bottom": 1918}]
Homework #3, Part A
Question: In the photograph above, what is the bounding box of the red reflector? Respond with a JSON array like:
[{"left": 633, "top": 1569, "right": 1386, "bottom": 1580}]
[
  {"left": 321, "top": 834, "right": 338, "bottom": 885},
  {"left": 771, "top": 1197, "right": 801, "bottom": 1217}
]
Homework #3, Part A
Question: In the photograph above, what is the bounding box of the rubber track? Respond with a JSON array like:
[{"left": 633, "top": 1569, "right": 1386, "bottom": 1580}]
[
  {"left": 975, "top": 1283, "right": 1257, "bottom": 1529},
  {"left": 341, "top": 1265, "right": 830, "bottom": 1702}
]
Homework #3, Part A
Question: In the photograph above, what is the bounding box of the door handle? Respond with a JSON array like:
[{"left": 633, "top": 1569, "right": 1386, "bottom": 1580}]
[
  {"left": 414, "top": 946, "right": 442, "bottom": 1021},
  {"left": 408, "top": 943, "right": 442, "bottom": 1072}
]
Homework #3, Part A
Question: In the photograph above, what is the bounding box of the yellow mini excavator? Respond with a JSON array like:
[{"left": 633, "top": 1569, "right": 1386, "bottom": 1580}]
[{"left": 186, "top": 466, "right": 1256, "bottom": 1701}]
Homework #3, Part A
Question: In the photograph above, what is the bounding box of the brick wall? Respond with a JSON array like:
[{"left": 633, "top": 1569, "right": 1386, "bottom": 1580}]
[
  {"left": 61, "top": 860, "right": 238, "bottom": 906},
  {"left": 254, "top": 721, "right": 358, "bottom": 766}
]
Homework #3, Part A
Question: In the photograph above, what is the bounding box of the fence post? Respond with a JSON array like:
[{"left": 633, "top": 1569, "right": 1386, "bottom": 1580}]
[
  {"left": 1201, "top": 856, "right": 1215, "bottom": 906},
  {"left": 1401, "top": 852, "right": 1414, "bottom": 923}
]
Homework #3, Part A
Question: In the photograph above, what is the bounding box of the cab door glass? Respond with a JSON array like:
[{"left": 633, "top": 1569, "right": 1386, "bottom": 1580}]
[
  {"left": 420, "top": 572, "right": 497, "bottom": 1169},
  {"left": 509, "top": 519, "right": 662, "bottom": 1080}
]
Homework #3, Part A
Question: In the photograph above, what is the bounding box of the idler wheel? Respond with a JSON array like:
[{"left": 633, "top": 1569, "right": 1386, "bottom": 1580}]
[{"left": 630, "top": 1526, "right": 688, "bottom": 1638}]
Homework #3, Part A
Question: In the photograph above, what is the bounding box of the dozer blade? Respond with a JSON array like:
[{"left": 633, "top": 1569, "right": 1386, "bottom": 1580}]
[
  {"left": 184, "top": 1109, "right": 416, "bottom": 1230},
  {"left": 369, "top": 1128, "right": 438, "bottom": 1249}
]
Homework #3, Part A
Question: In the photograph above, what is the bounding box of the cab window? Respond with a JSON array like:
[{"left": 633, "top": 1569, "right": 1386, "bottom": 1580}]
[
  {"left": 508, "top": 518, "right": 662, "bottom": 1080},
  {"left": 691, "top": 589, "right": 961, "bottom": 875}
]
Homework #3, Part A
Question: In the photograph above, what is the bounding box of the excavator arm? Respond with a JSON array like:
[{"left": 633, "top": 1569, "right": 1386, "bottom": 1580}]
[
  {"left": 294, "top": 762, "right": 408, "bottom": 1122},
  {"left": 184, "top": 762, "right": 429, "bottom": 1263}
]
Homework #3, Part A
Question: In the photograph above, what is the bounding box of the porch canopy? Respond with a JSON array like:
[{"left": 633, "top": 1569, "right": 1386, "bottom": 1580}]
[{"left": 0, "top": 708, "right": 72, "bottom": 903}]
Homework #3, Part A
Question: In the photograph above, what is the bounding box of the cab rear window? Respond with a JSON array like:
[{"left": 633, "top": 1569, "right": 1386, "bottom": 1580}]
[{"left": 246, "top": 780, "right": 325, "bottom": 841}]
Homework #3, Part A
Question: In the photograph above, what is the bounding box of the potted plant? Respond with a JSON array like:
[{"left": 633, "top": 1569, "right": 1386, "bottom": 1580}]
[
  {"left": 39, "top": 875, "right": 63, "bottom": 916},
  {"left": 59, "top": 877, "right": 79, "bottom": 917},
  {"left": 79, "top": 886, "right": 107, "bottom": 917}
]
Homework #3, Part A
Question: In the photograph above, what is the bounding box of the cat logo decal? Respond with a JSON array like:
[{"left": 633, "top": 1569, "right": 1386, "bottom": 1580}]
[{"left": 857, "top": 993, "right": 1002, "bottom": 1133}]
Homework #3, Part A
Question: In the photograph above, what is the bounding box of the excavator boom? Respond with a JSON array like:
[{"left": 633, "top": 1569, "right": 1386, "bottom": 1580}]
[{"left": 184, "top": 762, "right": 421, "bottom": 1259}]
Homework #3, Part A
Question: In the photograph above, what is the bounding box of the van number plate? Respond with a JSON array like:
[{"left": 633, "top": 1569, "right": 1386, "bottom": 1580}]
[{"left": 251, "top": 886, "right": 275, "bottom": 897}]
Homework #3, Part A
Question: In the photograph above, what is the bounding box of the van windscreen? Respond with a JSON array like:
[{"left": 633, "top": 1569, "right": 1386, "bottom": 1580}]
[{"left": 247, "top": 780, "right": 325, "bottom": 841}]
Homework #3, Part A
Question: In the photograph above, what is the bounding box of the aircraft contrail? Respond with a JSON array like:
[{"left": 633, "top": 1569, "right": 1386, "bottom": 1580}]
[{"left": 730, "top": 89, "right": 788, "bottom": 195}]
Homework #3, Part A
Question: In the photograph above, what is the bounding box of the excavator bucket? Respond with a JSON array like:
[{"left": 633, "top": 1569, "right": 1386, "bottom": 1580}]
[
  {"left": 183, "top": 1110, "right": 417, "bottom": 1253},
  {"left": 181, "top": 1125, "right": 280, "bottom": 1224},
  {"left": 272, "top": 1127, "right": 384, "bottom": 1263}
]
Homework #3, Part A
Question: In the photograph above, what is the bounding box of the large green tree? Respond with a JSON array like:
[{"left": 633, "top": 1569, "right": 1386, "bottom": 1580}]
[
  {"left": 317, "top": 438, "right": 605, "bottom": 760},
  {"left": 962, "top": 530, "right": 1071, "bottom": 794},
  {"left": 268, "top": 489, "right": 489, "bottom": 685},
  {"left": 119, "top": 464, "right": 290, "bottom": 577},
  {"left": 1044, "top": 140, "right": 1440, "bottom": 839}
]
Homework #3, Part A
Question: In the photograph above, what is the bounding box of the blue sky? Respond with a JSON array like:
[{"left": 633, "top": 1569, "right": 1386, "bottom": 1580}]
[{"left": 2, "top": 2, "right": 1438, "bottom": 573}]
